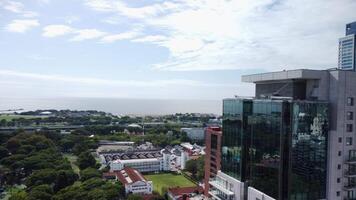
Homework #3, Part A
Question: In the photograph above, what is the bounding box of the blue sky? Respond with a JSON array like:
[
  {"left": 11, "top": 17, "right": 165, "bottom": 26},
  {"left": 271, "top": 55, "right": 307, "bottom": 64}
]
[{"left": 0, "top": 0, "right": 355, "bottom": 100}]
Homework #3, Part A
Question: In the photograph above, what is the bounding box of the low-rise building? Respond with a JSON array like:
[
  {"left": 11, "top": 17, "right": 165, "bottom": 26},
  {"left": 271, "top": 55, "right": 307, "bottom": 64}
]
[
  {"left": 110, "top": 158, "right": 163, "bottom": 173},
  {"left": 114, "top": 167, "right": 153, "bottom": 195},
  {"left": 167, "top": 186, "right": 204, "bottom": 200}
]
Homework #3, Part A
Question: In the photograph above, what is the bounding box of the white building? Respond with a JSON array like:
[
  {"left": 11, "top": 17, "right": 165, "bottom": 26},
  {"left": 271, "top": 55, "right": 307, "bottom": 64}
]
[
  {"left": 116, "top": 167, "right": 153, "bottom": 195},
  {"left": 110, "top": 158, "right": 163, "bottom": 173}
]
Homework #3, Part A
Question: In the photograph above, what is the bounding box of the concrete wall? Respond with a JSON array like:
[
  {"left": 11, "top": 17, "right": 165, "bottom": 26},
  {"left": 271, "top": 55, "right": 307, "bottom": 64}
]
[
  {"left": 247, "top": 187, "right": 275, "bottom": 200},
  {"left": 218, "top": 171, "right": 245, "bottom": 200}
]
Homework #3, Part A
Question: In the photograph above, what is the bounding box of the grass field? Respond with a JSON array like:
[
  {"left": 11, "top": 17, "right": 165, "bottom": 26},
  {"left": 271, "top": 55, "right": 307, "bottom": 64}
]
[
  {"left": 144, "top": 173, "right": 196, "bottom": 195},
  {"left": 0, "top": 114, "right": 43, "bottom": 121}
]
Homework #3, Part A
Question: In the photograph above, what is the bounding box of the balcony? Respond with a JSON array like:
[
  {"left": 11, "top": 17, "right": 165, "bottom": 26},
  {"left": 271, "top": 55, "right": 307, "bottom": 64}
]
[
  {"left": 346, "top": 157, "right": 356, "bottom": 164},
  {"left": 209, "top": 179, "right": 234, "bottom": 196},
  {"left": 209, "top": 188, "right": 234, "bottom": 200},
  {"left": 345, "top": 170, "right": 356, "bottom": 177},
  {"left": 344, "top": 184, "right": 356, "bottom": 191}
]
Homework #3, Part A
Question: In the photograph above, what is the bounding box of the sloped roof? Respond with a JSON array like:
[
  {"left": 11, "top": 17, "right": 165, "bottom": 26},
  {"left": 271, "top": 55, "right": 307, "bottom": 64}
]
[
  {"left": 115, "top": 167, "right": 147, "bottom": 185},
  {"left": 168, "top": 186, "right": 203, "bottom": 196}
]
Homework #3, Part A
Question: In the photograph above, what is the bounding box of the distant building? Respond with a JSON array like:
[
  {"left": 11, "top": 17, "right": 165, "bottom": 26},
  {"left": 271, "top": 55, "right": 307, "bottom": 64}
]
[
  {"left": 110, "top": 158, "right": 163, "bottom": 173},
  {"left": 181, "top": 128, "right": 205, "bottom": 141},
  {"left": 339, "top": 21, "right": 356, "bottom": 70},
  {"left": 204, "top": 127, "right": 222, "bottom": 196},
  {"left": 113, "top": 167, "right": 153, "bottom": 195},
  {"left": 105, "top": 150, "right": 163, "bottom": 173}
]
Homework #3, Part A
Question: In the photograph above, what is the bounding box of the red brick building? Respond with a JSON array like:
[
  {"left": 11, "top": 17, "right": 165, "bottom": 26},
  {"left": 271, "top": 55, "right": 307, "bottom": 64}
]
[{"left": 204, "top": 127, "right": 222, "bottom": 196}]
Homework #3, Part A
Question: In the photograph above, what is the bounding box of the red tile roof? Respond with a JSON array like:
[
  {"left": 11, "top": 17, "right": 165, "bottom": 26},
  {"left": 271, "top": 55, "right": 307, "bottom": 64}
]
[
  {"left": 115, "top": 167, "right": 147, "bottom": 185},
  {"left": 168, "top": 186, "right": 203, "bottom": 197}
]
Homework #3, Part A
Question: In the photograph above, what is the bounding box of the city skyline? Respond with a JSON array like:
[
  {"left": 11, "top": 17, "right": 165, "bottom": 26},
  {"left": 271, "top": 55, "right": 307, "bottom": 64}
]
[{"left": 1, "top": 0, "right": 356, "bottom": 100}]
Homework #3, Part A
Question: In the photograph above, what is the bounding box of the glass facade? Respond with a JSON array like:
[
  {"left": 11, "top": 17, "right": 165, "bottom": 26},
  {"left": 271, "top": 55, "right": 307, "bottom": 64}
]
[
  {"left": 290, "top": 102, "right": 328, "bottom": 199},
  {"left": 338, "top": 35, "right": 355, "bottom": 70},
  {"left": 222, "top": 99, "right": 242, "bottom": 179},
  {"left": 222, "top": 99, "right": 329, "bottom": 200}
]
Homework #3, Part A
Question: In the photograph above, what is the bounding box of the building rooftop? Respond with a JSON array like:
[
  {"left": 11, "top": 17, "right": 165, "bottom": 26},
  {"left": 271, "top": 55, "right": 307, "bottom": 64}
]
[
  {"left": 241, "top": 69, "right": 330, "bottom": 83},
  {"left": 168, "top": 186, "right": 203, "bottom": 197},
  {"left": 116, "top": 167, "right": 147, "bottom": 185}
]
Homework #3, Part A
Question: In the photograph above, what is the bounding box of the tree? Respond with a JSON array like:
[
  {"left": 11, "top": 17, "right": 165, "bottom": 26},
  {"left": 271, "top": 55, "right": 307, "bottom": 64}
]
[
  {"left": 25, "top": 168, "right": 57, "bottom": 188},
  {"left": 6, "top": 138, "right": 21, "bottom": 153},
  {"left": 54, "top": 170, "right": 78, "bottom": 192},
  {"left": 80, "top": 168, "right": 101, "bottom": 181},
  {"left": 9, "top": 190, "right": 27, "bottom": 200},
  {"left": 27, "top": 184, "right": 53, "bottom": 200},
  {"left": 185, "top": 159, "right": 198, "bottom": 177},
  {"left": 127, "top": 194, "right": 144, "bottom": 200},
  {"left": 0, "top": 146, "right": 10, "bottom": 159},
  {"left": 77, "top": 151, "right": 97, "bottom": 170}
]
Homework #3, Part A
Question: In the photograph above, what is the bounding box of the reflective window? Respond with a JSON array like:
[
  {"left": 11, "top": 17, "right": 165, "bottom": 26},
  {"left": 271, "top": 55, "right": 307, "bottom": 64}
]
[
  {"left": 347, "top": 112, "right": 354, "bottom": 120},
  {"left": 348, "top": 97, "right": 354, "bottom": 106},
  {"left": 347, "top": 124, "right": 353, "bottom": 132}
]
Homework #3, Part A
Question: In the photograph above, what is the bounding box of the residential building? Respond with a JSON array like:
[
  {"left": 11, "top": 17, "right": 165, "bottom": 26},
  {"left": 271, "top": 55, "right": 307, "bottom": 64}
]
[
  {"left": 339, "top": 21, "right": 356, "bottom": 70},
  {"left": 208, "top": 67, "right": 356, "bottom": 200},
  {"left": 204, "top": 127, "right": 222, "bottom": 196},
  {"left": 114, "top": 167, "right": 153, "bottom": 195},
  {"left": 181, "top": 128, "right": 205, "bottom": 141}
]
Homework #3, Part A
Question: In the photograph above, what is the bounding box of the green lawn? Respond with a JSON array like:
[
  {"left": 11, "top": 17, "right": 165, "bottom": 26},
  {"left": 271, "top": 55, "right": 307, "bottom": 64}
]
[
  {"left": 63, "top": 154, "right": 80, "bottom": 175},
  {"left": 0, "top": 114, "right": 43, "bottom": 121},
  {"left": 144, "top": 173, "right": 196, "bottom": 195}
]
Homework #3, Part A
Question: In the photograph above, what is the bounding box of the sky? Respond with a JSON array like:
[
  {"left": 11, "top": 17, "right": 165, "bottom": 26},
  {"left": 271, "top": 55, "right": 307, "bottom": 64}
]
[{"left": 0, "top": 0, "right": 356, "bottom": 100}]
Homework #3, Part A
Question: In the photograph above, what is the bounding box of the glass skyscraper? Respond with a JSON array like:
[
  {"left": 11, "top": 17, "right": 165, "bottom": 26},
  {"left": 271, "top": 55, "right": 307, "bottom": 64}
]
[
  {"left": 222, "top": 98, "right": 329, "bottom": 200},
  {"left": 339, "top": 22, "right": 356, "bottom": 70}
]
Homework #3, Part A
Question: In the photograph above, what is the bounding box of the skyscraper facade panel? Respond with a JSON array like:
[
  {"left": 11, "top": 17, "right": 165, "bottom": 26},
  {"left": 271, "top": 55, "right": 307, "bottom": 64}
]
[{"left": 221, "top": 99, "right": 329, "bottom": 200}]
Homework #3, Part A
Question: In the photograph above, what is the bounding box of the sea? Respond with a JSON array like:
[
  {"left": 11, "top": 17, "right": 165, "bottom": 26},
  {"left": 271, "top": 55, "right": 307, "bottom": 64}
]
[{"left": 0, "top": 97, "right": 222, "bottom": 116}]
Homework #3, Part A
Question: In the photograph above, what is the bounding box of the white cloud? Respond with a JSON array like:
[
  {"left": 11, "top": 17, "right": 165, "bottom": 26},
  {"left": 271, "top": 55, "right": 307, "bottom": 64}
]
[
  {"left": 3, "top": 1, "right": 23, "bottom": 13},
  {"left": 42, "top": 25, "right": 73, "bottom": 37},
  {"left": 5, "top": 19, "right": 40, "bottom": 33},
  {"left": 132, "top": 35, "right": 168, "bottom": 43},
  {"left": 70, "top": 29, "right": 107, "bottom": 41},
  {"left": 85, "top": 0, "right": 356, "bottom": 71},
  {"left": 42, "top": 24, "right": 107, "bottom": 41},
  {"left": 101, "top": 30, "right": 140, "bottom": 43},
  {"left": 2, "top": 1, "right": 39, "bottom": 17}
]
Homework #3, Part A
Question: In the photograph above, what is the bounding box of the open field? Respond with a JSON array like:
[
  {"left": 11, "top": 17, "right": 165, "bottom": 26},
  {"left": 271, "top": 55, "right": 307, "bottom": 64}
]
[
  {"left": 0, "top": 114, "right": 43, "bottom": 121},
  {"left": 144, "top": 173, "right": 196, "bottom": 195}
]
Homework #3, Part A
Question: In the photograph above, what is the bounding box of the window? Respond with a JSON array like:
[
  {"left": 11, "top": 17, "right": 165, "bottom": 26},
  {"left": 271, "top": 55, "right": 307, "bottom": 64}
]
[
  {"left": 347, "top": 137, "right": 353, "bottom": 146},
  {"left": 339, "top": 151, "right": 342, "bottom": 156},
  {"left": 211, "top": 134, "right": 218, "bottom": 150},
  {"left": 347, "top": 112, "right": 354, "bottom": 120},
  {"left": 348, "top": 97, "right": 354, "bottom": 106},
  {"left": 337, "top": 191, "right": 340, "bottom": 196},
  {"left": 339, "top": 137, "right": 343, "bottom": 143},
  {"left": 337, "top": 178, "right": 341, "bottom": 183},
  {"left": 338, "top": 164, "right": 342, "bottom": 170},
  {"left": 347, "top": 124, "right": 353, "bottom": 132}
]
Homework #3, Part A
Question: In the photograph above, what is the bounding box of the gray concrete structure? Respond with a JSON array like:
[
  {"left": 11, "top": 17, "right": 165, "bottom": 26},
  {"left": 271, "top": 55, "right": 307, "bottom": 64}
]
[{"left": 241, "top": 68, "right": 356, "bottom": 200}]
